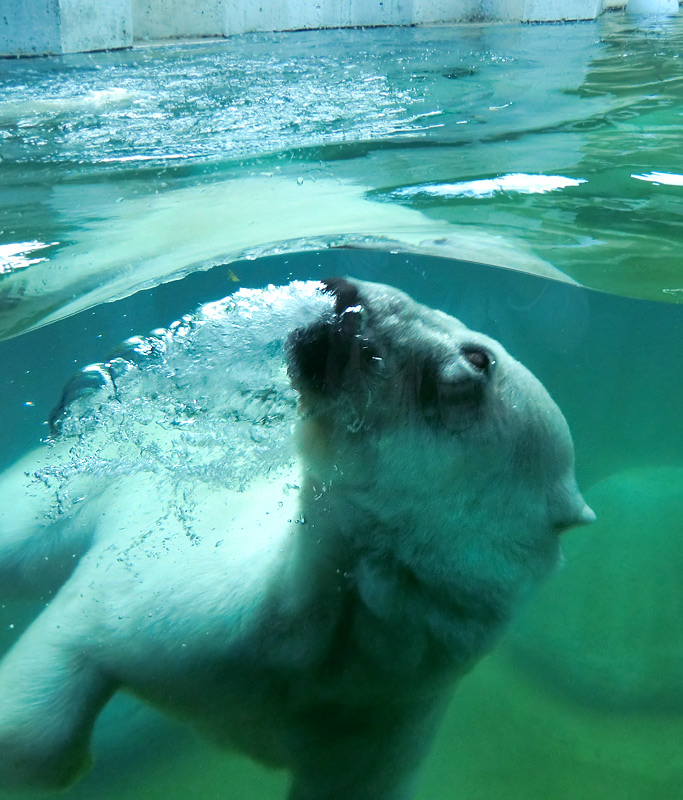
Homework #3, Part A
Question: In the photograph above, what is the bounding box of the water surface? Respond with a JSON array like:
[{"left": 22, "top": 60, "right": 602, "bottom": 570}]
[{"left": 1, "top": 13, "right": 683, "bottom": 341}]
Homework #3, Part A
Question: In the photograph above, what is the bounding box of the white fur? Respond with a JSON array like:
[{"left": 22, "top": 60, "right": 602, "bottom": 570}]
[{"left": 0, "top": 279, "right": 593, "bottom": 799}]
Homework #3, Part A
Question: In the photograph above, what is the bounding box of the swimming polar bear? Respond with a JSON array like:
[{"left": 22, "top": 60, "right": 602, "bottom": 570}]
[{"left": 0, "top": 277, "right": 594, "bottom": 800}]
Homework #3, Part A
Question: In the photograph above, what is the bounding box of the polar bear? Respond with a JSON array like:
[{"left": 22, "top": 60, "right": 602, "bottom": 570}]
[{"left": 0, "top": 277, "right": 594, "bottom": 800}]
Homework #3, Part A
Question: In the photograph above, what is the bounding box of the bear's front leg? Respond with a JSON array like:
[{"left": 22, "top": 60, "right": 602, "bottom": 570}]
[{"left": 0, "top": 598, "right": 114, "bottom": 791}]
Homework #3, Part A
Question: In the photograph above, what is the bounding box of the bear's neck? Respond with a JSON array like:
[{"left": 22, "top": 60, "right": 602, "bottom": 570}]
[{"left": 270, "top": 476, "right": 512, "bottom": 695}]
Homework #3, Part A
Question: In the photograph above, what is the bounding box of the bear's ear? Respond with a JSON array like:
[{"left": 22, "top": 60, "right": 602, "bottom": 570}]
[
  {"left": 287, "top": 277, "right": 373, "bottom": 395},
  {"left": 320, "top": 277, "right": 361, "bottom": 317}
]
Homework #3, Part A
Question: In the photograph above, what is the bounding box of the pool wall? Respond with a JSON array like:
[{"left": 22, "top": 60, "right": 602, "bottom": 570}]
[
  {"left": 132, "top": 0, "right": 604, "bottom": 40},
  {"left": 0, "top": 0, "right": 132, "bottom": 57},
  {"left": 3, "top": 0, "right": 615, "bottom": 57}
]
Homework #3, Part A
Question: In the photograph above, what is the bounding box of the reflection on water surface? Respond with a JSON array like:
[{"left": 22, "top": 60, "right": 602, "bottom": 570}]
[{"left": 1, "top": 13, "right": 683, "bottom": 339}]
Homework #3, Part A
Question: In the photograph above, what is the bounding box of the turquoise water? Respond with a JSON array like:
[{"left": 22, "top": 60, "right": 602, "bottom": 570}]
[
  {"left": 1, "top": 11, "right": 683, "bottom": 800},
  {"left": 2, "top": 12, "right": 683, "bottom": 340}
]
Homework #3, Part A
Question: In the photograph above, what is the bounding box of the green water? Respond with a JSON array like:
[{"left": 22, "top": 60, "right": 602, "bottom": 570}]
[{"left": 1, "top": 10, "right": 683, "bottom": 800}]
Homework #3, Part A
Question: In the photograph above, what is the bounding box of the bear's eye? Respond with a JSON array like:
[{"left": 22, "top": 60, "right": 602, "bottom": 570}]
[
  {"left": 418, "top": 348, "right": 493, "bottom": 432},
  {"left": 461, "top": 345, "right": 493, "bottom": 374}
]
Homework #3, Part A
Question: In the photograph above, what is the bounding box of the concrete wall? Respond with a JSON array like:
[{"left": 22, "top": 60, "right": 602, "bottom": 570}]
[
  {"left": 132, "top": 0, "right": 610, "bottom": 41},
  {"left": 133, "top": 0, "right": 483, "bottom": 41},
  {"left": 222, "top": 0, "right": 484, "bottom": 34},
  {"left": 0, "top": 0, "right": 132, "bottom": 56},
  {"left": 60, "top": 0, "right": 133, "bottom": 53},
  {"left": 0, "top": 0, "right": 62, "bottom": 57},
  {"left": 132, "top": 0, "right": 225, "bottom": 41},
  {"left": 486, "top": 0, "right": 605, "bottom": 20},
  {"left": 2, "top": 0, "right": 639, "bottom": 57}
]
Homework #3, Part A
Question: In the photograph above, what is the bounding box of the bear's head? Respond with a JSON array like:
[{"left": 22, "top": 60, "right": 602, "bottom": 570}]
[{"left": 286, "top": 277, "right": 594, "bottom": 603}]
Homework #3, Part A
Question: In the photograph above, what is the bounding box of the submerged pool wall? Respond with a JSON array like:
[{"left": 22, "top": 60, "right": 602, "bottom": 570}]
[{"left": 2, "top": 0, "right": 613, "bottom": 56}]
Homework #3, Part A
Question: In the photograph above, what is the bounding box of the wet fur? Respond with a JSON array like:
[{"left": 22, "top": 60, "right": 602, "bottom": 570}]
[{"left": 0, "top": 278, "right": 593, "bottom": 799}]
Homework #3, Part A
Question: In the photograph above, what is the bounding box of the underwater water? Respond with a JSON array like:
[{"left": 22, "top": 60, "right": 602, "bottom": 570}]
[{"left": 1, "top": 10, "right": 683, "bottom": 800}]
